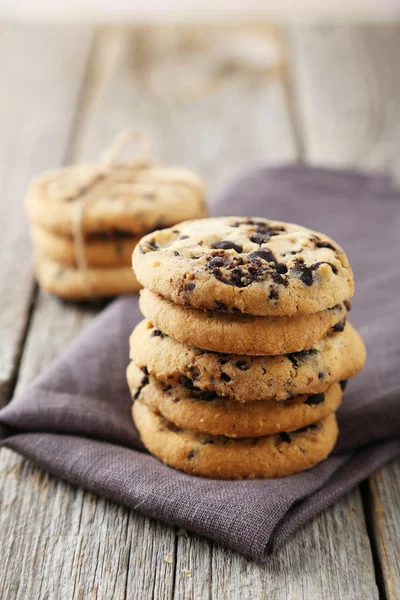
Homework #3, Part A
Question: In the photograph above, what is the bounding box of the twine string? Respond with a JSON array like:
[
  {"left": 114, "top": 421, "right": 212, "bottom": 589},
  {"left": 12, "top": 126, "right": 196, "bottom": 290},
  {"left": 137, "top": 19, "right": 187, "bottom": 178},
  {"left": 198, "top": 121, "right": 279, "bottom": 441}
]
[{"left": 71, "top": 129, "right": 152, "bottom": 296}]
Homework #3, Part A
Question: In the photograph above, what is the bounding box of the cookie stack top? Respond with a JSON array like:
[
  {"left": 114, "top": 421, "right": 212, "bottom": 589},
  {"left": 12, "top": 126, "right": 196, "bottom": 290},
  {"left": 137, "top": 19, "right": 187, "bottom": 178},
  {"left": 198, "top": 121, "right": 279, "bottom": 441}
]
[
  {"left": 25, "top": 132, "right": 207, "bottom": 300},
  {"left": 133, "top": 217, "right": 353, "bottom": 316},
  {"left": 129, "top": 216, "right": 365, "bottom": 479}
]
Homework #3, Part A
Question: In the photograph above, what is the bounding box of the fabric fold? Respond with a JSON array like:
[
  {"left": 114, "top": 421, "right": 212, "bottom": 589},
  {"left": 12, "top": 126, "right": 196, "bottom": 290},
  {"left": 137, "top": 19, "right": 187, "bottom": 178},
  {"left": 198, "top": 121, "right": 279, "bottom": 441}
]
[{"left": 1, "top": 165, "right": 399, "bottom": 560}]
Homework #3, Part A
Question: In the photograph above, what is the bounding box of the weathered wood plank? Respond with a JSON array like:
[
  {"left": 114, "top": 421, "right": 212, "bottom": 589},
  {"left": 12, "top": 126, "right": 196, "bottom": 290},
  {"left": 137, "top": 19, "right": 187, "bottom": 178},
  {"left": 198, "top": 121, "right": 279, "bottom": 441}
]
[
  {"left": 369, "top": 462, "right": 400, "bottom": 600},
  {"left": 0, "top": 23, "right": 384, "bottom": 600},
  {"left": 0, "top": 447, "right": 176, "bottom": 600},
  {"left": 288, "top": 24, "right": 400, "bottom": 597},
  {"left": 77, "top": 24, "right": 297, "bottom": 193},
  {"left": 174, "top": 491, "right": 378, "bottom": 600},
  {"left": 0, "top": 23, "right": 177, "bottom": 600},
  {"left": 288, "top": 24, "right": 400, "bottom": 178},
  {"left": 0, "top": 23, "right": 93, "bottom": 406}
]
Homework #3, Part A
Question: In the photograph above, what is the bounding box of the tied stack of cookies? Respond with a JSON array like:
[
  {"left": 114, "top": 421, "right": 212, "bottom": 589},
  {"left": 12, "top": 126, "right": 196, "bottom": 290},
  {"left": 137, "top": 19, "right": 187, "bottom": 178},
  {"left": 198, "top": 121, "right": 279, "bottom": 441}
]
[
  {"left": 128, "top": 217, "right": 366, "bottom": 479},
  {"left": 25, "top": 131, "right": 207, "bottom": 300}
]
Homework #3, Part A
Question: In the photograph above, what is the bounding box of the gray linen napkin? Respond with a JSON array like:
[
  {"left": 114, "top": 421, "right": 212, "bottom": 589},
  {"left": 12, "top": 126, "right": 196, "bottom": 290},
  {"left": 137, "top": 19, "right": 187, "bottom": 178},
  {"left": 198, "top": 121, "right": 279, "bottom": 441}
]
[{"left": 1, "top": 165, "right": 399, "bottom": 560}]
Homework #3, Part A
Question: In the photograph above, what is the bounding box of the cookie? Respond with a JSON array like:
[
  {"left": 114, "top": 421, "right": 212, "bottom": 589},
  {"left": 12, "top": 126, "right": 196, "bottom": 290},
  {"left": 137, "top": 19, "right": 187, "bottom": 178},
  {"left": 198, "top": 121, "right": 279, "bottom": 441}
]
[
  {"left": 132, "top": 217, "right": 353, "bottom": 316},
  {"left": 139, "top": 289, "right": 348, "bottom": 355},
  {"left": 31, "top": 225, "right": 138, "bottom": 267},
  {"left": 35, "top": 252, "right": 141, "bottom": 300},
  {"left": 127, "top": 363, "right": 342, "bottom": 438},
  {"left": 26, "top": 163, "right": 207, "bottom": 237},
  {"left": 132, "top": 401, "right": 338, "bottom": 479},
  {"left": 130, "top": 320, "right": 366, "bottom": 401}
]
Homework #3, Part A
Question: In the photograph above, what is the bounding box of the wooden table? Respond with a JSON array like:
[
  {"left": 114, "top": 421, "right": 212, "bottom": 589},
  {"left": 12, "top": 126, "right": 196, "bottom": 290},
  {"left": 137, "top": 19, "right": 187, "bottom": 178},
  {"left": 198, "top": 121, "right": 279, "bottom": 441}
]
[{"left": 0, "top": 21, "right": 399, "bottom": 599}]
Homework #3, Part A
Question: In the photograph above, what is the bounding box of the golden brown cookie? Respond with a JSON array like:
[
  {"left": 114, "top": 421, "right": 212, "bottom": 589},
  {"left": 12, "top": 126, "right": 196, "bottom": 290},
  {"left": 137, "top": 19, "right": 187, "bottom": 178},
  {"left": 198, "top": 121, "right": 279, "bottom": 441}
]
[
  {"left": 132, "top": 401, "right": 339, "bottom": 479},
  {"left": 26, "top": 163, "right": 207, "bottom": 237},
  {"left": 127, "top": 363, "right": 342, "bottom": 437},
  {"left": 139, "top": 289, "right": 348, "bottom": 355},
  {"left": 31, "top": 225, "right": 138, "bottom": 267},
  {"left": 132, "top": 217, "right": 353, "bottom": 316},
  {"left": 130, "top": 320, "right": 365, "bottom": 401},
  {"left": 35, "top": 252, "right": 141, "bottom": 300}
]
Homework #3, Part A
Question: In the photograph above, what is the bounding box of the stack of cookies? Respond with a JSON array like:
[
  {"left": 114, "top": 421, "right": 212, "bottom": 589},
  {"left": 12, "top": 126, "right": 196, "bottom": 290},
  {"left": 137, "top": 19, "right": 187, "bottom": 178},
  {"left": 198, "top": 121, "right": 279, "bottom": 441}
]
[
  {"left": 128, "top": 217, "right": 366, "bottom": 479},
  {"left": 25, "top": 132, "right": 207, "bottom": 300}
]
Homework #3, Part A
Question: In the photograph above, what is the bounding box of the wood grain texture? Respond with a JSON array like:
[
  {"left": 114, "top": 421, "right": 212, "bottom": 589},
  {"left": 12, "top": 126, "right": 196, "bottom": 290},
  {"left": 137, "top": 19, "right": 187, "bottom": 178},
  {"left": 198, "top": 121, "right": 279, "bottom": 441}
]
[
  {"left": 288, "top": 24, "right": 400, "bottom": 597},
  {"left": 288, "top": 24, "right": 400, "bottom": 179},
  {"left": 0, "top": 447, "right": 176, "bottom": 600},
  {"left": 369, "top": 462, "right": 400, "bottom": 600},
  {"left": 0, "top": 23, "right": 93, "bottom": 406},
  {"left": 76, "top": 24, "right": 296, "bottom": 193},
  {"left": 175, "top": 489, "right": 378, "bottom": 600},
  {"left": 0, "top": 23, "right": 394, "bottom": 600}
]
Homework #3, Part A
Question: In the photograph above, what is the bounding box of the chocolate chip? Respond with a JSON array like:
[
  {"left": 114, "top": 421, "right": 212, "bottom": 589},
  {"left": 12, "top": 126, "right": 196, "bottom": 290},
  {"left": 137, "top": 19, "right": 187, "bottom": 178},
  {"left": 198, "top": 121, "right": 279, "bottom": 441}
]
[
  {"left": 271, "top": 271, "right": 288, "bottom": 286},
  {"left": 178, "top": 234, "right": 189, "bottom": 240},
  {"left": 318, "top": 371, "right": 325, "bottom": 380},
  {"left": 292, "top": 260, "right": 338, "bottom": 286},
  {"left": 180, "top": 375, "right": 197, "bottom": 390},
  {"left": 291, "top": 261, "right": 313, "bottom": 286},
  {"left": 340, "top": 380, "right": 348, "bottom": 391},
  {"left": 221, "top": 373, "right": 232, "bottom": 382},
  {"left": 141, "top": 366, "right": 149, "bottom": 375},
  {"left": 280, "top": 432, "right": 292, "bottom": 443},
  {"left": 174, "top": 251, "right": 180, "bottom": 257},
  {"left": 313, "top": 261, "right": 338, "bottom": 275},
  {"left": 151, "top": 329, "right": 167, "bottom": 338},
  {"left": 250, "top": 233, "right": 271, "bottom": 244},
  {"left": 208, "top": 256, "right": 225, "bottom": 268},
  {"left": 214, "top": 241, "right": 243, "bottom": 253},
  {"left": 333, "top": 319, "right": 346, "bottom": 332},
  {"left": 315, "top": 240, "right": 336, "bottom": 251},
  {"left": 269, "top": 287, "right": 279, "bottom": 300},
  {"left": 198, "top": 390, "right": 218, "bottom": 401},
  {"left": 305, "top": 392, "right": 325, "bottom": 405},
  {"left": 172, "top": 397, "right": 180, "bottom": 403},
  {"left": 247, "top": 250, "right": 287, "bottom": 276},
  {"left": 235, "top": 360, "right": 250, "bottom": 371},
  {"left": 214, "top": 300, "right": 228, "bottom": 312},
  {"left": 286, "top": 348, "right": 318, "bottom": 368},
  {"left": 247, "top": 249, "right": 277, "bottom": 263},
  {"left": 219, "top": 356, "right": 229, "bottom": 365},
  {"left": 133, "top": 375, "right": 149, "bottom": 399},
  {"left": 186, "top": 282, "right": 196, "bottom": 291},
  {"left": 189, "top": 366, "right": 200, "bottom": 379},
  {"left": 140, "top": 240, "right": 159, "bottom": 253},
  {"left": 188, "top": 450, "right": 197, "bottom": 460}
]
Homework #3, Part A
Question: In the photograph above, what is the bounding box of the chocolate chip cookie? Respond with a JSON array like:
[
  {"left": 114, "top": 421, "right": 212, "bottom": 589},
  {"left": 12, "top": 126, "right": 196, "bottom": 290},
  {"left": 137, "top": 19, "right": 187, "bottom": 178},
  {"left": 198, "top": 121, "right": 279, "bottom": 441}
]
[
  {"left": 139, "top": 289, "right": 348, "bottom": 355},
  {"left": 128, "top": 363, "right": 342, "bottom": 437},
  {"left": 130, "top": 319, "right": 366, "bottom": 401},
  {"left": 132, "top": 401, "right": 339, "bottom": 479},
  {"left": 27, "top": 163, "right": 207, "bottom": 237},
  {"left": 31, "top": 225, "right": 139, "bottom": 267},
  {"left": 133, "top": 217, "right": 354, "bottom": 316},
  {"left": 35, "top": 252, "right": 141, "bottom": 299}
]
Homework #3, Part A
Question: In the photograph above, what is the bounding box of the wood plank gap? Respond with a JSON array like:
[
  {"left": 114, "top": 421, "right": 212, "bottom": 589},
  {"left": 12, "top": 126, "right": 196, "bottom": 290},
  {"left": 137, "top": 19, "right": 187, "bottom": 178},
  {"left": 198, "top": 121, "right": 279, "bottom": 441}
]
[
  {"left": 280, "top": 26, "right": 306, "bottom": 161},
  {"left": 63, "top": 26, "right": 110, "bottom": 164},
  {"left": 5, "top": 30, "right": 96, "bottom": 406},
  {"left": 361, "top": 480, "right": 387, "bottom": 600},
  {"left": 170, "top": 528, "right": 179, "bottom": 600}
]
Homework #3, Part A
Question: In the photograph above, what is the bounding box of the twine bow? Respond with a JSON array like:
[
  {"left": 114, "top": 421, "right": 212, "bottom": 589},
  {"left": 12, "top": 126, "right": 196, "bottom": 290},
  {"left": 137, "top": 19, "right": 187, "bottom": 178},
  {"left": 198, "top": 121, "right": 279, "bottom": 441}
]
[{"left": 71, "top": 129, "right": 153, "bottom": 296}]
